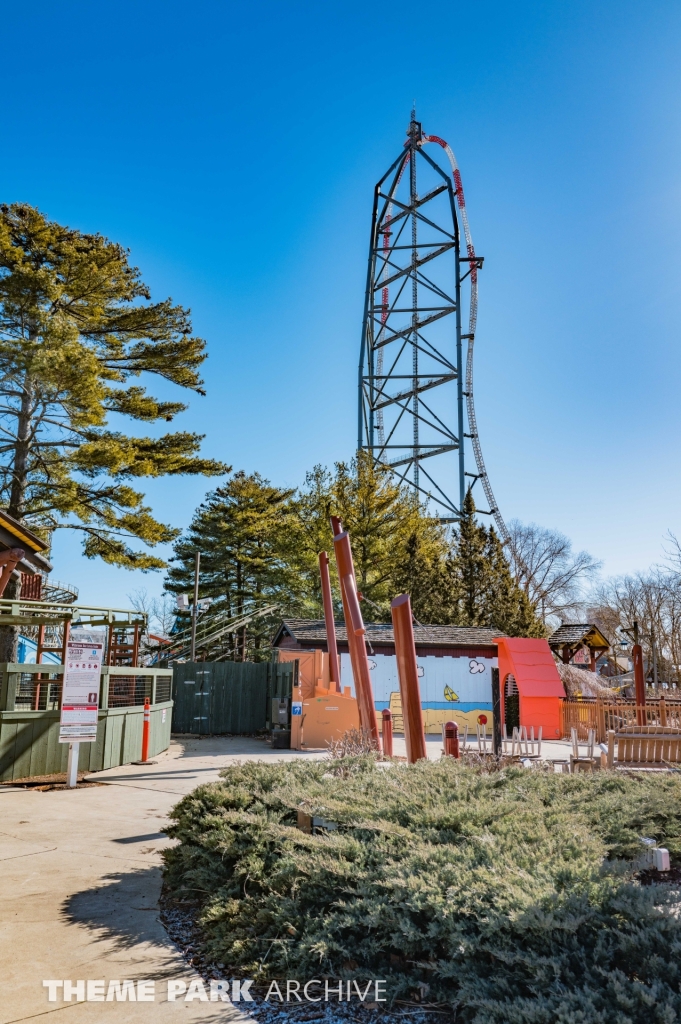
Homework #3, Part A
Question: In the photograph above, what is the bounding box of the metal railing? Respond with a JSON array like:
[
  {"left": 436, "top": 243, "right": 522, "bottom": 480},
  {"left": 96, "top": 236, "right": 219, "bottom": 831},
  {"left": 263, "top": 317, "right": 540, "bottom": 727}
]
[
  {"left": 1, "top": 663, "right": 172, "bottom": 712},
  {"left": 0, "top": 597, "right": 146, "bottom": 627},
  {"left": 105, "top": 669, "right": 172, "bottom": 708}
]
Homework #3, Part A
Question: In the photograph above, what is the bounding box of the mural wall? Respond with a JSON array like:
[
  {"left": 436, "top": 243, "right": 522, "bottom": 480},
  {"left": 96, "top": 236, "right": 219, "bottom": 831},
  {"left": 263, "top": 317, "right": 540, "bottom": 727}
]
[{"left": 340, "top": 652, "right": 497, "bottom": 734}]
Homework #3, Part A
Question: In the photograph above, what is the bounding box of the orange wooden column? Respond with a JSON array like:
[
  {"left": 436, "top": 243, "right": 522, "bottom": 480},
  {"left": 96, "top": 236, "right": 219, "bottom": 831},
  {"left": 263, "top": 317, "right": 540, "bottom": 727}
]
[
  {"left": 318, "top": 551, "right": 341, "bottom": 693},
  {"left": 381, "top": 708, "right": 393, "bottom": 756},
  {"left": 330, "top": 516, "right": 359, "bottom": 704},
  {"left": 332, "top": 526, "right": 379, "bottom": 746},
  {"left": 391, "top": 593, "right": 427, "bottom": 763}
]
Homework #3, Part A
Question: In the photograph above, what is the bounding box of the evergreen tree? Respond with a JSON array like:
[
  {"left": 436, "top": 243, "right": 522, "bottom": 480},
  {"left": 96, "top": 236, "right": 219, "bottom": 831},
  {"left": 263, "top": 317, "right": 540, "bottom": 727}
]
[
  {"left": 287, "top": 465, "right": 337, "bottom": 618},
  {"left": 290, "top": 453, "right": 449, "bottom": 620},
  {"left": 0, "top": 203, "right": 224, "bottom": 568},
  {"left": 166, "top": 472, "right": 297, "bottom": 659},
  {"left": 452, "top": 489, "right": 544, "bottom": 636},
  {"left": 393, "top": 531, "right": 459, "bottom": 625},
  {"left": 482, "top": 523, "right": 545, "bottom": 637},
  {"left": 455, "top": 488, "right": 488, "bottom": 624}
]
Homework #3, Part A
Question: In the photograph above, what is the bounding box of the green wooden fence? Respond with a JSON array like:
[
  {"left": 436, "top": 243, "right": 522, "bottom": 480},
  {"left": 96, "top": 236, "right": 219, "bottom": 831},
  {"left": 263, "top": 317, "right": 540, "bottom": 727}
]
[
  {"left": 172, "top": 660, "right": 295, "bottom": 735},
  {"left": 0, "top": 663, "right": 173, "bottom": 781}
]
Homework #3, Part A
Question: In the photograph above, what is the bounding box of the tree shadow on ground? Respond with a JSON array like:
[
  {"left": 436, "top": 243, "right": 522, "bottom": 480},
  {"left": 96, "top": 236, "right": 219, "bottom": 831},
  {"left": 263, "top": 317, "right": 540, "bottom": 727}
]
[
  {"left": 61, "top": 868, "right": 250, "bottom": 1020},
  {"left": 62, "top": 865, "right": 169, "bottom": 951}
]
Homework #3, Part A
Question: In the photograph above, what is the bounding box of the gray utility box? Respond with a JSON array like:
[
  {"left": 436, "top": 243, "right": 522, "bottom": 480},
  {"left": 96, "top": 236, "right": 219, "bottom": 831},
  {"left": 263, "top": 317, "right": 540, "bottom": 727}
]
[{"left": 272, "top": 697, "right": 290, "bottom": 727}]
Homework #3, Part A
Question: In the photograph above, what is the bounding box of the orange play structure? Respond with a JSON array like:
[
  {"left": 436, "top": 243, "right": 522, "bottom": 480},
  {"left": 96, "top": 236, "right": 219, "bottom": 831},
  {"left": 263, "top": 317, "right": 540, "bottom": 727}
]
[
  {"left": 276, "top": 518, "right": 427, "bottom": 759},
  {"left": 494, "top": 637, "right": 564, "bottom": 739},
  {"left": 278, "top": 648, "right": 359, "bottom": 750}
]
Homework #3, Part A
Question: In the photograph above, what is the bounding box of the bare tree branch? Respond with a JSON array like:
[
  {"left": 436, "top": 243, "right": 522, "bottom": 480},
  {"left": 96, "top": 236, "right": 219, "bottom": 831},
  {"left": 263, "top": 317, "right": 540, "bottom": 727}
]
[{"left": 507, "top": 519, "right": 601, "bottom": 625}]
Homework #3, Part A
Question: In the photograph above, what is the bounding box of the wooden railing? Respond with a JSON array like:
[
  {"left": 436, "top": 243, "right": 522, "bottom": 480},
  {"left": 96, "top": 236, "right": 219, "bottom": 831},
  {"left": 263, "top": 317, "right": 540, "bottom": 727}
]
[{"left": 561, "top": 698, "right": 681, "bottom": 742}]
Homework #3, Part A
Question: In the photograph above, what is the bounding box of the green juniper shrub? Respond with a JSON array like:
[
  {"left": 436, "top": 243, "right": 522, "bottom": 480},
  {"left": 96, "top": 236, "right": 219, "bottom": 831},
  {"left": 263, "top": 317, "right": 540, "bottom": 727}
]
[{"left": 163, "top": 758, "right": 681, "bottom": 1023}]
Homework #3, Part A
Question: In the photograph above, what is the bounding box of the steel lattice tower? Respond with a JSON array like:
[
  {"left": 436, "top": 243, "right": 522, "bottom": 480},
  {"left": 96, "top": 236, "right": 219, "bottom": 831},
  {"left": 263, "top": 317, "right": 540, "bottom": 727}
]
[{"left": 358, "top": 113, "right": 508, "bottom": 536}]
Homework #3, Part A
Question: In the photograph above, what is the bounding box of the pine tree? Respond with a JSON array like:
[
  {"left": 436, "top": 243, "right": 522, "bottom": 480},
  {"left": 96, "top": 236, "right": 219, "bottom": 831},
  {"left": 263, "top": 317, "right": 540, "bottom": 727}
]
[
  {"left": 287, "top": 465, "right": 337, "bottom": 618},
  {"left": 290, "top": 453, "right": 450, "bottom": 620},
  {"left": 482, "top": 524, "right": 545, "bottom": 637},
  {"left": 166, "top": 472, "right": 297, "bottom": 659},
  {"left": 453, "top": 489, "right": 544, "bottom": 635},
  {"left": 0, "top": 204, "right": 225, "bottom": 567},
  {"left": 455, "top": 488, "right": 488, "bottom": 624},
  {"left": 393, "top": 531, "right": 458, "bottom": 625}
]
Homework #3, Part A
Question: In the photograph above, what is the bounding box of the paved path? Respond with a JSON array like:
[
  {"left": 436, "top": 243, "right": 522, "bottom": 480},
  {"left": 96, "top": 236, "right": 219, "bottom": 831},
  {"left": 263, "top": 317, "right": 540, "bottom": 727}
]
[
  {"left": 0, "top": 737, "right": 313, "bottom": 1024},
  {"left": 0, "top": 733, "right": 577, "bottom": 1023}
]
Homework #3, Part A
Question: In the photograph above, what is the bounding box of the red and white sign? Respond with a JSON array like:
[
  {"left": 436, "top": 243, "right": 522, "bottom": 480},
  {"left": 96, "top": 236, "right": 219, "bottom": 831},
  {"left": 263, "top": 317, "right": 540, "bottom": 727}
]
[{"left": 59, "top": 629, "right": 106, "bottom": 743}]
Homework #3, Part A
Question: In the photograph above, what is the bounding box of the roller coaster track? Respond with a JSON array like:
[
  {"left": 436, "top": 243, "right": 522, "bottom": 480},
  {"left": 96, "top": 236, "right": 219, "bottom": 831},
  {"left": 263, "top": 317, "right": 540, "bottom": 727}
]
[{"left": 421, "top": 133, "right": 509, "bottom": 542}]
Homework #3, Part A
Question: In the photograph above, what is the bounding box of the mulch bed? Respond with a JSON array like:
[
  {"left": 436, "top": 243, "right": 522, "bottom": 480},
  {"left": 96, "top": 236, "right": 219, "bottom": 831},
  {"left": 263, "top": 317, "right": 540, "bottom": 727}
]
[
  {"left": 639, "top": 866, "right": 681, "bottom": 886},
  {"left": 1, "top": 773, "right": 105, "bottom": 791}
]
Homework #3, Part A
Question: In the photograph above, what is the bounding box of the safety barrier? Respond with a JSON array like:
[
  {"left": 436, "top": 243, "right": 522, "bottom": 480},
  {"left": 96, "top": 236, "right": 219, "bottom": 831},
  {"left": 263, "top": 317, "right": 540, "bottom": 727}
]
[
  {"left": 561, "top": 697, "right": 681, "bottom": 742},
  {"left": 0, "top": 662, "right": 173, "bottom": 781}
]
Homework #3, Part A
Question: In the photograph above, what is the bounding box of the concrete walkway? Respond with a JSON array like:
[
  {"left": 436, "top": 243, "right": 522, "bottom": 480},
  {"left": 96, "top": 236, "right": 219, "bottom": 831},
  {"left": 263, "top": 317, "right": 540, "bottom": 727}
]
[
  {"left": 0, "top": 733, "right": 577, "bottom": 1024},
  {"left": 0, "top": 737, "right": 315, "bottom": 1024}
]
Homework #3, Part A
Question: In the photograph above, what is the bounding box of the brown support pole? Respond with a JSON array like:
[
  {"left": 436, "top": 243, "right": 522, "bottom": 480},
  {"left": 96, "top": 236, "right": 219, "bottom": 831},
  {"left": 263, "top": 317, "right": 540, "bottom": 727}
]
[
  {"left": 332, "top": 528, "right": 379, "bottom": 747},
  {"left": 36, "top": 624, "right": 45, "bottom": 665},
  {"left": 596, "top": 697, "right": 605, "bottom": 744},
  {"left": 381, "top": 708, "right": 393, "bottom": 757},
  {"left": 330, "top": 515, "right": 361, "bottom": 703},
  {"left": 318, "top": 551, "right": 341, "bottom": 692},
  {"left": 61, "top": 620, "right": 71, "bottom": 663},
  {"left": 132, "top": 623, "right": 140, "bottom": 667},
  {"left": 190, "top": 551, "right": 200, "bottom": 663},
  {"left": 633, "top": 643, "right": 646, "bottom": 725},
  {"left": 107, "top": 622, "right": 114, "bottom": 666},
  {"left": 390, "top": 593, "right": 427, "bottom": 764},
  {"left": 330, "top": 517, "right": 354, "bottom": 670}
]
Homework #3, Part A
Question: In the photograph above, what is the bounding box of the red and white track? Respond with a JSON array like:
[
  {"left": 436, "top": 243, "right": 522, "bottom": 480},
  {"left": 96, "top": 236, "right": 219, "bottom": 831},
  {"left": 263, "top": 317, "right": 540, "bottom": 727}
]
[
  {"left": 376, "top": 157, "right": 409, "bottom": 448},
  {"left": 422, "top": 133, "right": 508, "bottom": 541}
]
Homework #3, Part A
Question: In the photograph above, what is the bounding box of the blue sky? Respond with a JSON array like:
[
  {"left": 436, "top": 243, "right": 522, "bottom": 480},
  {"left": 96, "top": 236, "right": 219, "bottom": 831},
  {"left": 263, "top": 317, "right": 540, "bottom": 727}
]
[{"left": 3, "top": 0, "right": 681, "bottom": 608}]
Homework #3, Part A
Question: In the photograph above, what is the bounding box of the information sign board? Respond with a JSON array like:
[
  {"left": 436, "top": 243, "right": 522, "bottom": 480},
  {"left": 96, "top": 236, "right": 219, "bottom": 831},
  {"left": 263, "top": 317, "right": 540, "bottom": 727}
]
[{"left": 59, "top": 629, "right": 106, "bottom": 743}]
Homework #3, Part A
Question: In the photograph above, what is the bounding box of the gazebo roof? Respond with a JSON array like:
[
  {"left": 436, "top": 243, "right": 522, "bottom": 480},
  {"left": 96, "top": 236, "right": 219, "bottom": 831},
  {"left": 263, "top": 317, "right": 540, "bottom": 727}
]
[
  {"left": 548, "top": 623, "right": 611, "bottom": 651},
  {"left": 0, "top": 509, "right": 52, "bottom": 575}
]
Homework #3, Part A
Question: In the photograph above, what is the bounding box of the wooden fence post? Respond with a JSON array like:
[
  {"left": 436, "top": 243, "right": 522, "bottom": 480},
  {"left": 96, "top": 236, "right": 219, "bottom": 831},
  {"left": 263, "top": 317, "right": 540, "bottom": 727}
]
[
  {"left": 660, "top": 696, "right": 668, "bottom": 727},
  {"left": 633, "top": 644, "right": 646, "bottom": 724},
  {"left": 596, "top": 697, "right": 605, "bottom": 744}
]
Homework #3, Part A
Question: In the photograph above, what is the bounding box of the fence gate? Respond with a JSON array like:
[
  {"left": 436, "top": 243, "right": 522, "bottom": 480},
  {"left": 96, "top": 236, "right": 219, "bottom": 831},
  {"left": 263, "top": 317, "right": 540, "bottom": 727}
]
[{"left": 172, "top": 661, "right": 294, "bottom": 735}]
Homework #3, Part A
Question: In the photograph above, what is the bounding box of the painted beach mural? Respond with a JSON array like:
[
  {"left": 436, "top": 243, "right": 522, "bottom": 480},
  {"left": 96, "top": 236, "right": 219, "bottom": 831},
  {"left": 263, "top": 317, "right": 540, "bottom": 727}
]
[{"left": 339, "top": 652, "right": 496, "bottom": 734}]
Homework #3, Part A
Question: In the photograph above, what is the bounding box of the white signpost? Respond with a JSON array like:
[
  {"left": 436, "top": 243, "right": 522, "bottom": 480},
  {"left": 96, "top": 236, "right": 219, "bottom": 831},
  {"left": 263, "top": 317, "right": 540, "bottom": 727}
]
[{"left": 59, "top": 628, "right": 106, "bottom": 787}]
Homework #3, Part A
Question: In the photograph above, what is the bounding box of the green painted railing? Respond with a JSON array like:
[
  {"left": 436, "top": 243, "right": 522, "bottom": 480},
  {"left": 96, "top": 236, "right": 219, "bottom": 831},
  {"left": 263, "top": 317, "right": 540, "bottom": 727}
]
[{"left": 0, "top": 663, "right": 173, "bottom": 782}]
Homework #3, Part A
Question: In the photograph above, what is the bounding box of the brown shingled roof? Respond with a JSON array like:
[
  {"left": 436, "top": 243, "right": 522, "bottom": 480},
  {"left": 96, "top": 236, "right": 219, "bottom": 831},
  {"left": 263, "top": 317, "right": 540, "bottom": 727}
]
[
  {"left": 548, "top": 623, "right": 611, "bottom": 649},
  {"left": 274, "top": 618, "right": 503, "bottom": 648}
]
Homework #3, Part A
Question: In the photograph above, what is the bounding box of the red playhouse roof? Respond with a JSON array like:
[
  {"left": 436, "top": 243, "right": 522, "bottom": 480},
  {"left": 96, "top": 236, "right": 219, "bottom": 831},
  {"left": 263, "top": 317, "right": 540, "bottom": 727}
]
[{"left": 494, "top": 637, "right": 565, "bottom": 738}]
